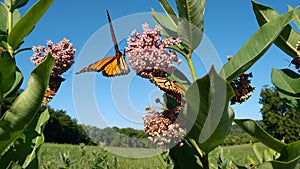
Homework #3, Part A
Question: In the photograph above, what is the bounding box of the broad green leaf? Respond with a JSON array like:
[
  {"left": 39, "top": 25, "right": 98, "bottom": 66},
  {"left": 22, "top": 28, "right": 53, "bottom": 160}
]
[
  {"left": 232, "top": 162, "right": 248, "bottom": 169},
  {"left": 0, "top": 53, "right": 54, "bottom": 155},
  {"left": 176, "top": 0, "right": 205, "bottom": 51},
  {"left": 247, "top": 155, "right": 257, "bottom": 166},
  {"left": 4, "top": 0, "right": 29, "bottom": 11},
  {"left": 0, "top": 5, "right": 7, "bottom": 33},
  {"left": 167, "top": 44, "right": 190, "bottom": 57},
  {"left": 151, "top": 0, "right": 192, "bottom": 56},
  {"left": 163, "top": 68, "right": 191, "bottom": 110},
  {"left": 257, "top": 156, "right": 300, "bottom": 169},
  {"left": 277, "top": 91, "right": 299, "bottom": 109},
  {"left": 0, "top": 30, "right": 7, "bottom": 43},
  {"left": 169, "top": 139, "right": 203, "bottom": 169},
  {"left": 155, "top": 0, "right": 179, "bottom": 38},
  {"left": 12, "top": 9, "right": 21, "bottom": 27},
  {"left": 8, "top": 0, "right": 54, "bottom": 50},
  {"left": 3, "top": 67, "right": 23, "bottom": 98},
  {"left": 0, "top": 51, "right": 16, "bottom": 97},
  {"left": 163, "top": 93, "right": 181, "bottom": 111},
  {"left": 185, "top": 66, "right": 235, "bottom": 153},
  {"left": 293, "top": 9, "right": 300, "bottom": 29},
  {"left": 0, "top": 5, "right": 21, "bottom": 33},
  {"left": 234, "top": 119, "right": 286, "bottom": 153},
  {"left": 271, "top": 68, "right": 300, "bottom": 108},
  {"left": 287, "top": 5, "right": 294, "bottom": 12},
  {"left": 169, "top": 68, "right": 191, "bottom": 91},
  {"left": 159, "top": 0, "right": 177, "bottom": 20},
  {"left": 151, "top": 9, "right": 178, "bottom": 39},
  {"left": 278, "top": 141, "right": 300, "bottom": 162},
  {"left": 158, "top": 150, "right": 174, "bottom": 169},
  {"left": 263, "top": 149, "right": 272, "bottom": 162},
  {"left": 0, "top": 5, "right": 21, "bottom": 49},
  {"left": 220, "top": 10, "right": 295, "bottom": 82},
  {"left": 271, "top": 68, "right": 300, "bottom": 95},
  {"left": 252, "top": 1, "right": 300, "bottom": 58},
  {"left": 198, "top": 106, "right": 234, "bottom": 153},
  {"left": 22, "top": 109, "right": 50, "bottom": 168},
  {"left": 0, "top": 109, "right": 50, "bottom": 168},
  {"left": 253, "top": 143, "right": 263, "bottom": 164}
]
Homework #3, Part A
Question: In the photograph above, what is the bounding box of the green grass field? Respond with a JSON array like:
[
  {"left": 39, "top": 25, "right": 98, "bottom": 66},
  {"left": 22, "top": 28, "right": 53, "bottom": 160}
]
[
  {"left": 36, "top": 143, "right": 270, "bottom": 168},
  {"left": 38, "top": 143, "right": 163, "bottom": 169}
]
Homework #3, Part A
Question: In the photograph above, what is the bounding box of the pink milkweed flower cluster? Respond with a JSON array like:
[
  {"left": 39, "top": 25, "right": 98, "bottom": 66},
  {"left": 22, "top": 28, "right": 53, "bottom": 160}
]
[
  {"left": 227, "top": 56, "right": 255, "bottom": 104},
  {"left": 125, "top": 23, "right": 181, "bottom": 78},
  {"left": 31, "top": 38, "right": 75, "bottom": 76},
  {"left": 143, "top": 106, "right": 186, "bottom": 146},
  {"left": 127, "top": 24, "right": 186, "bottom": 145}
]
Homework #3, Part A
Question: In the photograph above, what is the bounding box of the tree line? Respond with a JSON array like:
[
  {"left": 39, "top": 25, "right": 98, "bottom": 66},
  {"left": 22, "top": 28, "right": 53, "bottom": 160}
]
[{"left": 1, "top": 87, "right": 298, "bottom": 146}]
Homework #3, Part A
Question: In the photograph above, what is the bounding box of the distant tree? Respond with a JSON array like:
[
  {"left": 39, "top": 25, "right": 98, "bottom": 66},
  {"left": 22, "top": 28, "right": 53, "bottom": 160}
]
[
  {"left": 0, "top": 90, "right": 94, "bottom": 145},
  {"left": 222, "top": 124, "right": 258, "bottom": 146},
  {"left": 113, "top": 127, "right": 148, "bottom": 138},
  {"left": 110, "top": 134, "right": 121, "bottom": 147},
  {"left": 102, "top": 127, "right": 117, "bottom": 145},
  {"left": 259, "top": 86, "right": 300, "bottom": 143},
  {"left": 41, "top": 107, "right": 95, "bottom": 145},
  {"left": 121, "top": 137, "right": 129, "bottom": 147},
  {"left": 82, "top": 125, "right": 152, "bottom": 148}
]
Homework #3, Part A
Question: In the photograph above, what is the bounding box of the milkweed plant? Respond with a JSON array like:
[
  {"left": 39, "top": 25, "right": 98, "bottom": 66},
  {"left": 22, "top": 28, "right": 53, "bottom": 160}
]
[
  {"left": 0, "top": 0, "right": 299, "bottom": 168},
  {"left": 0, "top": 0, "right": 74, "bottom": 168},
  {"left": 145, "top": 0, "right": 300, "bottom": 168}
]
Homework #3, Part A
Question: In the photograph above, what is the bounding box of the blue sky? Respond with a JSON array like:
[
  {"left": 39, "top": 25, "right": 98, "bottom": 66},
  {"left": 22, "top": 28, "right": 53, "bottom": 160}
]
[{"left": 15, "top": 0, "right": 299, "bottom": 129}]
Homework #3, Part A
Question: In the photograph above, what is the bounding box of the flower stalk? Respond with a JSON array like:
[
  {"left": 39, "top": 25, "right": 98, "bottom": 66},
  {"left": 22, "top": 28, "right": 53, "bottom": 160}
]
[
  {"left": 7, "top": 0, "right": 13, "bottom": 34},
  {"left": 186, "top": 55, "right": 197, "bottom": 81}
]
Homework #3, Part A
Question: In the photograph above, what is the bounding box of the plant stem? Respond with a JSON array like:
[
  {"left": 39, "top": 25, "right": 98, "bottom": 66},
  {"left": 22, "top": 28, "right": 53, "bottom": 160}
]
[
  {"left": 188, "top": 139, "right": 209, "bottom": 168},
  {"left": 6, "top": 0, "right": 15, "bottom": 56},
  {"left": 8, "top": 12, "right": 13, "bottom": 34},
  {"left": 200, "top": 153, "right": 209, "bottom": 169},
  {"left": 14, "top": 47, "right": 33, "bottom": 55},
  {"left": 186, "top": 56, "right": 197, "bottom": 81},
  {"left": 188, "top": 139, "right": 203, "bottom": 157},
  {"left": 8, "top": 0, "right": 13, "bottom": 34}
]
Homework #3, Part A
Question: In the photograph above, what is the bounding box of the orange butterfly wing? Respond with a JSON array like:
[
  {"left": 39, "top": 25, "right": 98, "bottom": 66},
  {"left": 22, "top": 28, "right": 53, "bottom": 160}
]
[
  {"left": 149, "top": 75, "right": 185, "bottom": 95},
  {"left": 42, "top": 75, "right": 65, "bottom": 106},
  {"left": 76, "top": 11, "right": 130, "bottom": 77},
  {"left": 149, "top": 74, "right": 185, "bottom": 102},
  {"left": 76, "top": 52, "right": 130, "bottom": 77}
]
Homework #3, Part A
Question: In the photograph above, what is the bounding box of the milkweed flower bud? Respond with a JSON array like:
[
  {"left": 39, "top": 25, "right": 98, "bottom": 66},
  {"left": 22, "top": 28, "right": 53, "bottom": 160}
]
[
  {"left": 31, "top": 38, "right": 75, "bottom": 76},
  {"left": 126, "top": 23, "right": 181, "bottom": 78},
  {"left": 292, "top": 42, "right": 300, "bottom": 72},
  {"left": 143, "top": 106, "right": 186, "bottom": 147},
  {"left": 227, "top": 56, "right": 255, "bottom": 105}
]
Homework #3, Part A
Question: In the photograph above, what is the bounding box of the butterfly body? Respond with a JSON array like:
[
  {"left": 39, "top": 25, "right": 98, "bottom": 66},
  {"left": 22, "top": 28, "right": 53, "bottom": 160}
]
[
  {"left": 148, "top": 73, "right": 185, "bottom": 102},
  {"left": 291, "top": 57, "right": 300, "bottom": 67},
  {"left": 149, "top": 75, "right": 185, "bottom": 95},
  {"left": 76, "top": 10, "right": 130, "bottom": 77},
  {"left": 76, "top": 51, "right": 129, "bottom": 77},
  {"left": 42, "top": 75, "right": 65, "bottom": 105}
]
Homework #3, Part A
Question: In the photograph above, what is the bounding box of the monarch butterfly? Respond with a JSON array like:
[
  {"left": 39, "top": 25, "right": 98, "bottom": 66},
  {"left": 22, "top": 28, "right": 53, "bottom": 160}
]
[
  {"left": 76, "top": 10, "right": 130, "bottom": 77},
  {"left": 0, "top": 47, "right": 4, "bottom": 54},
  {"left": 148, "top": 73, "right": 185, "bottom": 102},
  {"left": 42, "top": 75, "right": 65, "bottom": 106},
  {"left": 291, "top": 57, "right": 300, "bottom": 67}
]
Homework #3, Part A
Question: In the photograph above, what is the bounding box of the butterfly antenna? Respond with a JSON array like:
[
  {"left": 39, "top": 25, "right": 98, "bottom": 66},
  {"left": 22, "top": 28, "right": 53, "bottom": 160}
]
[
  {"left": 284, "top": 59, "right": 292, "bottom": 67},
  {"left": 106, "top": 10, "right": 120, "bottom": 54},
  {"left": 62, "top": 70, "right": 73, "bottom": 80}
]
